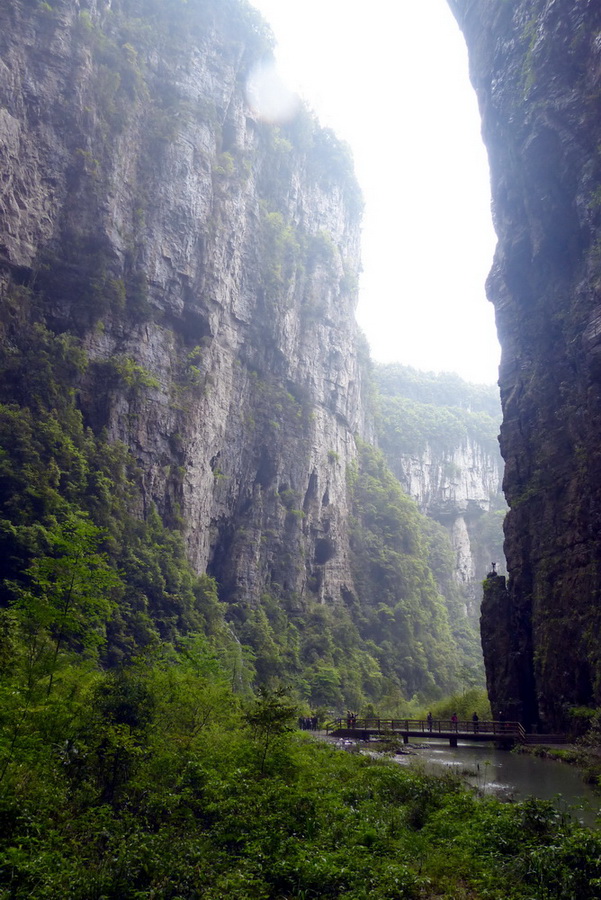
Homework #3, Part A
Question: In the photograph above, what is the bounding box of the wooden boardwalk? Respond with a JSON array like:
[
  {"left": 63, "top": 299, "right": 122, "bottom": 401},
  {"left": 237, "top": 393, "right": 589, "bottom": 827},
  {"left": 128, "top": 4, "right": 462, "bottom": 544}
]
[{"left": 326, "top": 717, "right": 526, "bottom": 747}]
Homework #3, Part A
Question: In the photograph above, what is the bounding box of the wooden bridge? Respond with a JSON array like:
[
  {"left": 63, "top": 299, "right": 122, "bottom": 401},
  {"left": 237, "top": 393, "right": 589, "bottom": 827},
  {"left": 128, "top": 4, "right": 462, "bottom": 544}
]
[{"left": 326, "top": 717, "right": 527, "bottom": 747}]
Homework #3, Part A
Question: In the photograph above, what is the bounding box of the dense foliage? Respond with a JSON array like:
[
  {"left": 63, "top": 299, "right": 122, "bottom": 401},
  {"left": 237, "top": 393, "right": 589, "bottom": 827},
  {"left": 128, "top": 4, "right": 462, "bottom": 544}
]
[
  {"left": 375, "top": 364, "right": 501, "bottom": 457},
  {"left": 0, "top": 294, "right": 230, "bottom": 645},
  {"left": 0, "top": 281, "right": 475, "bottom": 715},
  {"left": 347, "top": 443, "right": 480, "bottom": 699},
  {"left": 376, "top": 364, "right": 501, "bottom": 418},
  {"left": 1, "top": 648, "right": 600, "bottom": 899},
  {"left": 213, "top": 445, "right": 484, "bottom": 713}
]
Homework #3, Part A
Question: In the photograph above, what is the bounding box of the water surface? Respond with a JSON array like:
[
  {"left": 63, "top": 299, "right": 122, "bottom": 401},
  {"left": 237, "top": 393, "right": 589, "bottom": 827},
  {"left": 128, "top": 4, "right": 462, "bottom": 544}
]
[{"left": 392, "top": 739, "right": 600, "bottom": 828}]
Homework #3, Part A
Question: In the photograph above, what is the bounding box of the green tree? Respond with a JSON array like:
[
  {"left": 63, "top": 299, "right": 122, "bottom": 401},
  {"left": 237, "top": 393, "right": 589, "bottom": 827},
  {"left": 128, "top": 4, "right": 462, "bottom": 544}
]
[
  {"left": 0, "top": 514, "right": 120, "bottom": 784},
  {"left": 12, "top": 512, "right": 120, "bottom": 696},
  {"left": 244, "top": 686, "right": 297, "bottom": 774}
]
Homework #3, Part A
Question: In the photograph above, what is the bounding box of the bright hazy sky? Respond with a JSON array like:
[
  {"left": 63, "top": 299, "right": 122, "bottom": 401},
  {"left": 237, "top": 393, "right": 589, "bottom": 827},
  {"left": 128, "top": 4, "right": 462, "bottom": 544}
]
[{"left": 249, "top": 0, "right": 500, "bottom": 385}]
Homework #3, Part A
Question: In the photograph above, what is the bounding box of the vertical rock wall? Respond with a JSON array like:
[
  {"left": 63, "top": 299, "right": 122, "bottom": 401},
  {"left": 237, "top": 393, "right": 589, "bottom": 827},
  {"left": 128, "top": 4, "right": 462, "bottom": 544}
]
[
  {"left": 0, "top": 0, "right": 367, "bottom": 611},
  {"left": 0, "top": 0, "right": 483, "bottom": 699},
  {"left": 449, "top": 0, "right": 601, "bottom": 728}
]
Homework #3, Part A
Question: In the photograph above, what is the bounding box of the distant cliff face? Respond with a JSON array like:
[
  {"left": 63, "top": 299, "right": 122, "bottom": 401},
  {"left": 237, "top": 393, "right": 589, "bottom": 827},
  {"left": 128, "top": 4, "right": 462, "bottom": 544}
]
[
  {"left": 399, "top": 439, "right": 500, "bottom": 524},
  {"left": 0, "top": 0, "right": 366, "bottom": 610},
  {"left": 399, "top": 439, "right": 503, "bottom": 590},
  {"left": 375, "top": 365, "right": 506, "bottom": 616},
  {"left": 449, "top": 0, "right": 601, "bottom": 728}
]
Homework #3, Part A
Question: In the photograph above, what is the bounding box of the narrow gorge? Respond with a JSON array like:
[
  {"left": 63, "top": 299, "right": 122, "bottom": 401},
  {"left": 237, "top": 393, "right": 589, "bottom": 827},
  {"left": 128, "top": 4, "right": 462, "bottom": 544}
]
[
  {"left": 4, "top": 0, "right": 599, "bottom": 736},
  {"left": 0, "top": 0, "right": 486, "bottom": 709},
  {"left": 5, "top": 2, "right": 601, "bottom": 897}
]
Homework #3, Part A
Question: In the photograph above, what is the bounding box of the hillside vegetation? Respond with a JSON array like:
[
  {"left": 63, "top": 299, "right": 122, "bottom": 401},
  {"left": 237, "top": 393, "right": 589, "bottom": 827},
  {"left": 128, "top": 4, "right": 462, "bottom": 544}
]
[
  {"left": 0, "top": 272, "right": 488, "bottom": 710},
  {"left": 375, "top": 363, "right": 501, "bottom": 459},
  {"left": 2, "top": 644, "right": 601, "bottom": 899}
]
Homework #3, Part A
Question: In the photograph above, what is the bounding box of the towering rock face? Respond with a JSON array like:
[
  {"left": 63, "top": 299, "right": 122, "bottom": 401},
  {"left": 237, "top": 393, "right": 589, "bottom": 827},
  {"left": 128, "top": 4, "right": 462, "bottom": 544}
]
[
  {"left": 0, "top": 0, "right": 479, "bottom": 703},
  {"left": 449, "top": 0, "right": 601, "bottom": 728},
  {"left": 0, "top": 0, "right": 365, "bottom": 610}
]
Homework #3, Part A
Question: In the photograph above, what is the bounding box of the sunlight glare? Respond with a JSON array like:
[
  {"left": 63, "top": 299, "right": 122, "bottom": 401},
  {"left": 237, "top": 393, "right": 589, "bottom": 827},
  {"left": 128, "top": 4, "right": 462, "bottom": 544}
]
[{"left": 245, "top": 60, "right": 300, "bottom": 124}]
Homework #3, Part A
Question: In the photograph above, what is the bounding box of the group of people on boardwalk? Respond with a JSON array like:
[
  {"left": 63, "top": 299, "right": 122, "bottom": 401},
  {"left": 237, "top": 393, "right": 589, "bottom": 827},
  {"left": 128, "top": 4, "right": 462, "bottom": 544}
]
[
  {"left": 425, "top": 712, "right": 480, "bottom": 732},
  {"left": 298, "top": 715, "right": 318, "bottom": 731}
]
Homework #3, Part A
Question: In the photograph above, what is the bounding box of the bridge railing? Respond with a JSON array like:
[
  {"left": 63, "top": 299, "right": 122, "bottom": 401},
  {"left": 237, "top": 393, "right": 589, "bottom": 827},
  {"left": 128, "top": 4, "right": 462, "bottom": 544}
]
[{"left": 327, "top": 718, "right": 525, "bottom": 738}]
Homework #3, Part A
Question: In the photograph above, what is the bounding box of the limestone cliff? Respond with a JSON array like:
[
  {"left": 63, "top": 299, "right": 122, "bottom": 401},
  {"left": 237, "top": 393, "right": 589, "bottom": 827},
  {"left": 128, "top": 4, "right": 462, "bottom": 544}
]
[
  {"left": 375, "top": 364, "right": 506, "bottom": 615},
  {"left": 449, "top": 0, "right": 601, "bottom": 729},
  {"left": 398, "top": 439, "right": 503, "bottom": 594},
  {"left": 0, "top": 0, "right": 472, "bottom": 702},
  {"left": 0, "top": 0, "right": 367, "bottom": 612}
]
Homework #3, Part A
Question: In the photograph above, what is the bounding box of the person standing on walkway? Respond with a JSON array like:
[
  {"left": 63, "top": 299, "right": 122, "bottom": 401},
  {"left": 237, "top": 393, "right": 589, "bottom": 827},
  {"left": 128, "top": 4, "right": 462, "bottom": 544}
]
[{"left": 451, "top": 712, "right": 458, "bottom": 731}]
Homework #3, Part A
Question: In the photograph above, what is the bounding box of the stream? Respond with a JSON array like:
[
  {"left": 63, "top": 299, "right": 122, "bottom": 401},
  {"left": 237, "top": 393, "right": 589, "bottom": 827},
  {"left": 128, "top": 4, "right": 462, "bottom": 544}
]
[{"left": 391, "top": 739, "right": 601, "bottom": 828}]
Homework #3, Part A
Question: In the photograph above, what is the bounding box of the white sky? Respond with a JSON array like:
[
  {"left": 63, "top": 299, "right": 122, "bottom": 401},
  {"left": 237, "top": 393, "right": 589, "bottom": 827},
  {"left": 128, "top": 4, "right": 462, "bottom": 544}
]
[{"left": 249, "top": 0, "right": 500, "bottom": 385}]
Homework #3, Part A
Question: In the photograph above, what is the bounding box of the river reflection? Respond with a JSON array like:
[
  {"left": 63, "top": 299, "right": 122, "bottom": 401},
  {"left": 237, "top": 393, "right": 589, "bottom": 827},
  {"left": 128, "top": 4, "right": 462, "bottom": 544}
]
[{"left": 391, "top": 740, "right": 600, "bottom": 828}]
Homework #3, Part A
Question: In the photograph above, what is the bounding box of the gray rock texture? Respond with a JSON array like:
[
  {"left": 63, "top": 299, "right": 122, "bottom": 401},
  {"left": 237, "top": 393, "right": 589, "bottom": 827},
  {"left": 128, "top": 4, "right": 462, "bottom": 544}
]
[
  {"left": 397, "top": 438, "right": 504, "bottom": 593},
  {"left": 374, "top": 364, "right": 506, "bottom": 618},
  {"left": 0, "top": 0, "right": 367, "bottom": 611},
  {"left": 449, "top": 0, "right": 601, "bottom": 729}
]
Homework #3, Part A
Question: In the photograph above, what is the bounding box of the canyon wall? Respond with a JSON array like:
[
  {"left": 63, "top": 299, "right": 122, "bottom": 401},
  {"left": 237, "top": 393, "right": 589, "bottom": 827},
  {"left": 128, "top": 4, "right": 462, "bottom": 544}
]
[
  {"left": 449, "top": 0, "right": 601, "bottom": 728},
  {"left": 397, "top": 438, "right": 503, "bottom": 599},
  {"left": 0, "top": 0, "right": 476, "bottom": 701},
  {"left": 0, "top": 0, "right": 366, "bottom": 610},
  {"left": 375, "top": 365, "right": 506, "bottom": 616}
]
